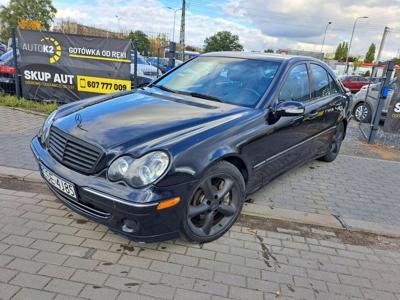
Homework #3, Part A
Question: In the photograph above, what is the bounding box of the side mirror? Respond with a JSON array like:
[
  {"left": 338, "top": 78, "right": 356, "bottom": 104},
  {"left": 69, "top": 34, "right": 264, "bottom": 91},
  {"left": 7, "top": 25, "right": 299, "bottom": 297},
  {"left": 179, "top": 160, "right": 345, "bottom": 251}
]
[{"left": 275, "top": 101, "right": 305, "bottom": 117}]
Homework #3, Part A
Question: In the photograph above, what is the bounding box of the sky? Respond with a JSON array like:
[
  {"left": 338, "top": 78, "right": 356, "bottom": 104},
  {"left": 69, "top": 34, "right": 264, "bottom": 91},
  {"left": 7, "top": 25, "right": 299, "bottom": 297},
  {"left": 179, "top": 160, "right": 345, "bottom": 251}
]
[{"left": 2, "top": 0, "right": 400, "bottom": 60}]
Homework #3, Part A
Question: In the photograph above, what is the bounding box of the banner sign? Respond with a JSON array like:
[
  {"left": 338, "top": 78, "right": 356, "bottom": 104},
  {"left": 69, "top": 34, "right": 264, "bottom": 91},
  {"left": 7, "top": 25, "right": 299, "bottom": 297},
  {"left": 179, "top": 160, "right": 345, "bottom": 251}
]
[
  {"left": 17, "top": 29, "right": 131, "bottom": 102},
  {"left": 383, "top": 78, "right": 400, "bottom": 133}
]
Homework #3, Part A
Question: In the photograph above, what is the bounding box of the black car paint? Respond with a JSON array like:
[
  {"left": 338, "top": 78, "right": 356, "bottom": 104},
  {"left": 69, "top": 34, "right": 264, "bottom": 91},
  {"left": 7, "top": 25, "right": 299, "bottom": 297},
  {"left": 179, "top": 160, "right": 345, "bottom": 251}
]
[{"left": 31, "top": 53, "right": 351, "bottom": 242}]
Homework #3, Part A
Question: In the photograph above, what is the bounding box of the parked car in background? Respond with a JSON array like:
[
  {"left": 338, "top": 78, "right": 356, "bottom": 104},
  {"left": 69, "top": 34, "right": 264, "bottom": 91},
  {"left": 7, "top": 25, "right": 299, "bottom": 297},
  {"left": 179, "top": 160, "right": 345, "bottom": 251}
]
[
  {"left": 147, "top": 57, "right": 183, "bottom": 74},
  {"left": 350, "top": 80, "right": 397, "bottom": 122},
  {"left": 130, "top": 52, "right": 159, "bottom": 87},
  {"left": 0, "top": 43, "right": 7, "bottom": 56},
  {"left": 368, "top": 77, "right": 383, "bottom": 84},
  {"left": 31, "top": 52, "right": 351, "bottom": 243},
  {"left": 339, "top": 75, "right": 370, "bottom": 93},
  {"left": 0, "top": 50, "right": 17, "bottom": 94},
  {"left": 146, "top": 57, "right": 170, "bottom": 74}
]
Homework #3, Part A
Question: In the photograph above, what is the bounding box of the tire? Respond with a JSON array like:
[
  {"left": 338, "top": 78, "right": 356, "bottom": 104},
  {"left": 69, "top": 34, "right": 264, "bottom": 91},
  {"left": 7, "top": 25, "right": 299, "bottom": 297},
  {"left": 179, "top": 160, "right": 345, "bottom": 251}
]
[
  {"left": 353, "top": 102, "right": 372, "bottom": 123},
  {"left": 181, "top": 161, "right": 245, "bottom": 243},
  {"left": 320, "top": 122, "right": 345, "bottom": 162}
]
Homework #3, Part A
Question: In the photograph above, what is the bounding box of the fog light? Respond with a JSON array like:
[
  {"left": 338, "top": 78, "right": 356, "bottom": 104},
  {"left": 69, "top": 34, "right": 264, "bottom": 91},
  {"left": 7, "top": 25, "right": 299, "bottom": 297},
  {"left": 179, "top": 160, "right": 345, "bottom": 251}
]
[{"left": 122, "top": 219, "right": 139, "bottom": 233}]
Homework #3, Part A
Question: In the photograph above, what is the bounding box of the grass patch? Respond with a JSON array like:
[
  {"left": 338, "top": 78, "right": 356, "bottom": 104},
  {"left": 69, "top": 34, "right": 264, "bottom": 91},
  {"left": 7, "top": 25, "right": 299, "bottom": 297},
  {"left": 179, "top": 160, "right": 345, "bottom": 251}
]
[{"left": 0, "top": 95, "right": 58, "bottom": 115}]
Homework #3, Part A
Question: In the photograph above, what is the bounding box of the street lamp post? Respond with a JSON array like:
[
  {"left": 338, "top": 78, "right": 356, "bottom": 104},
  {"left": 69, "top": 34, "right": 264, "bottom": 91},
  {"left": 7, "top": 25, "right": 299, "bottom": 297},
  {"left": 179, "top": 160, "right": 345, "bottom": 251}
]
[
  {"left": 345, "top": 16, "right": 368, "bottom": 74},
  {"left": 115, "top": 15, "right": 122, "bottom": 38},
  {"left": 320, "top": 21, "right": 332, "bottom": 57},
  {"left": 167, "top": 7, "right": 182, "bottom": 42}
]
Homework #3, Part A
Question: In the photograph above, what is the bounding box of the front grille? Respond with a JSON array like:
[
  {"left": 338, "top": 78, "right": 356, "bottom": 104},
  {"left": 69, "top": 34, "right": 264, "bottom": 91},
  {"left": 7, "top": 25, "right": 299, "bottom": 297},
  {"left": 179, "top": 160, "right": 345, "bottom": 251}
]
[{"left": 48, "top": 126, "right": 104, "bottom": 174}]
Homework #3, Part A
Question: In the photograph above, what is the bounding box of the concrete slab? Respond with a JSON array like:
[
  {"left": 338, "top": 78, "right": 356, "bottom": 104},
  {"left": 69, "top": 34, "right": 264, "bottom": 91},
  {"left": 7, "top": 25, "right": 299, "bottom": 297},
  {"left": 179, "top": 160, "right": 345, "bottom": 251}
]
[
  {"left": 0, "top": 165, "right": 33, "bottom": 179},
  {"left": 242, "top": 203, "right": 343, "bottom": 229},
  {"left": 342, "top": 218, "right": 400, "bottom": 238}
]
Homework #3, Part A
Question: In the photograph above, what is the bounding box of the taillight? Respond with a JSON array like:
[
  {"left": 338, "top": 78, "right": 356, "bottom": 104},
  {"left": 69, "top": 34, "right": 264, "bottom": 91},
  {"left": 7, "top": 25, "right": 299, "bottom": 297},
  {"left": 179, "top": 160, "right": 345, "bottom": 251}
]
[{"left": 0, "top": 66, "right": 15, "bottom": 75}]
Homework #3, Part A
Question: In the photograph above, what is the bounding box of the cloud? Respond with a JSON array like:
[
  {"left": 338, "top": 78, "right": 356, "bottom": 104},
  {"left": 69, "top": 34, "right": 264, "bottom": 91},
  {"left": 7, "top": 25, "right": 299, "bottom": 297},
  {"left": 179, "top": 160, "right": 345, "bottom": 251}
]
[
  {"left": 2, "top": 0, "right": 398, "bottom": 60},
  {"left": 223, "top": 0, "right": 400, "bottom": 60},
  {"left": 54, "top": 0, "right": 280, "bottom": 52}
]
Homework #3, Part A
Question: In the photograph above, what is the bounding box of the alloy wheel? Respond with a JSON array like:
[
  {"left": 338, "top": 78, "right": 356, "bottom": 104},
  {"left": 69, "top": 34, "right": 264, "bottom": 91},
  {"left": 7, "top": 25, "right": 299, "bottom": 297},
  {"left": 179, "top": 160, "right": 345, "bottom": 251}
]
[
  {"left": 187, "top": 175, "right": 239, "bottom": 237},
  {"left": 354, "top": 103, "right": 370, "bottom": 122}
]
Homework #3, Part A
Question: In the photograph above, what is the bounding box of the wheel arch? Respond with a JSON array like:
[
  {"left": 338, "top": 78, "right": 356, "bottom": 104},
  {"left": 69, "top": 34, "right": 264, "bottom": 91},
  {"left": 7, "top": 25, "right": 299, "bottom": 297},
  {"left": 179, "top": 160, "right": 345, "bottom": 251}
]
[
  {"left": 342, "top": 118, "right": 348, "bottom": 138},
  {"left": 203, "top": 148, "right": 250, "bottom": 187},
  {"left": 221, "top": 155, "right": 249, "bottom": 185},
  {"left": 353, "top": 100, "right": 372, "bottom": 115}
]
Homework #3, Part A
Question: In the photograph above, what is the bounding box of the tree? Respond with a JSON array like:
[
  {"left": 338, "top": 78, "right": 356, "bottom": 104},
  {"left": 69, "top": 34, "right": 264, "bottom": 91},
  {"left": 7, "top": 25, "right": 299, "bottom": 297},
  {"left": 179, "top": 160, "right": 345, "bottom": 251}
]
[
  {"left": 364, "top": 43, "right": 376, "bottom": 63},
  {"left": 334, "top": 43, "right": 342, "bottom": 60},
  {"left": 203, "top": 31, "right": 243, "bottom": 52},
  {"left": 148, "top": 34, "right": 168, "bottom": 57},
  {"left": 0, "top": 0, "right": 57, "bottom": 41},
  {"left": 128, "top": 30, "right": 150, "bottom": 56},
  {"left": 393, "top": 57, "right": 400, "bottom": 65},
  {"left": 352, "top": 57, "right": 362, "bottom": 71},
  {"left": 264, "top": 49, "right": 274, "bottom": 53},
  {"left": 334, "top": 42, "right": 348, "bottom": 62},
  {"left": 185, "top": 45, "right": 198, "bottom": 52}
]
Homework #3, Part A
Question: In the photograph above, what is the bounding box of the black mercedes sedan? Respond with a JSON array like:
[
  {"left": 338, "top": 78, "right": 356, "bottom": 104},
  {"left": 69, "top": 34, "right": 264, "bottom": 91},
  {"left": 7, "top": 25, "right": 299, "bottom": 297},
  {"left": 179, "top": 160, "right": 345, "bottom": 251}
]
[{"left": 31, "top": 52, "right": 351, "bottom": 243}]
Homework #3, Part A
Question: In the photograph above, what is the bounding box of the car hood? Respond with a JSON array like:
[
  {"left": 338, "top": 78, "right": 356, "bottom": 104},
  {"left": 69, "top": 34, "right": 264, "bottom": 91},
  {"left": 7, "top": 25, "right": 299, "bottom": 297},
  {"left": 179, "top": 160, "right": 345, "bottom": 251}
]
[{"left": 53, "top": 89, "right": 250, "bottom": 156}]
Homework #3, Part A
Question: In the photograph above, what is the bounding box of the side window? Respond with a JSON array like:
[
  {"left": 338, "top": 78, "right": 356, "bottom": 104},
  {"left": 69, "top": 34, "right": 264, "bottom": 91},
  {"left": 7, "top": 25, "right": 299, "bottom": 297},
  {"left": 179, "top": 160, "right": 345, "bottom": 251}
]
[
  {"left": 279, "top": 64, "right": 310, "bottom": 103},
  {"left": 310, "top": 64, "right": 330, "bottom": 98}
]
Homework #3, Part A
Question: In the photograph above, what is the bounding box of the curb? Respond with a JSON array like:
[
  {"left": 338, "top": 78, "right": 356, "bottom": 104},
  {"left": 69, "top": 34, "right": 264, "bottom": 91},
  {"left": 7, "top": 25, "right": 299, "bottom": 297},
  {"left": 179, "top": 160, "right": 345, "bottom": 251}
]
[
  {"left": 0, "top": 166, "right": 44, "bottom": 184},
  {"left": 1, "top": 165, "right": 400, "bottom": 239},
  {"left": 8, "top": 107, "right": 48, "bottom": 117}
]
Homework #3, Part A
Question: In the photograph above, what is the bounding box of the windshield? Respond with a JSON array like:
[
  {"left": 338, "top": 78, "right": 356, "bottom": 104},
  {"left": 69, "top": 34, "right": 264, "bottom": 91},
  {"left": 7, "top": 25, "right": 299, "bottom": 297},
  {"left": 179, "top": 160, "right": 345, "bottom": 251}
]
[
  {"left": 154, "top": 56, "right": 280, "bottom": 107},
  {"left": 0, "top": 50, "right": 13, "bottom": 62}
]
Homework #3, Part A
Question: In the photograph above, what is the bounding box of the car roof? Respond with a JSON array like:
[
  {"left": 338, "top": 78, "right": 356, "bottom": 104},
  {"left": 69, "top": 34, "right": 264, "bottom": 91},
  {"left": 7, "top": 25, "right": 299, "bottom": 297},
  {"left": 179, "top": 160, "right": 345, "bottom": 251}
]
[{"left": 200, "top": 51, "right": 322, "bottom": 63}]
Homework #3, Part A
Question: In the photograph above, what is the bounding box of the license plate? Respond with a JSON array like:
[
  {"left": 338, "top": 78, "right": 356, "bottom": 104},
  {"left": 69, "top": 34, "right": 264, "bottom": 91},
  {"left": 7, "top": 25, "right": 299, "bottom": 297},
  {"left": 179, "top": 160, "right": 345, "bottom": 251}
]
[{"left": 41, "top": 165, "right": 77, "bottom": 199}]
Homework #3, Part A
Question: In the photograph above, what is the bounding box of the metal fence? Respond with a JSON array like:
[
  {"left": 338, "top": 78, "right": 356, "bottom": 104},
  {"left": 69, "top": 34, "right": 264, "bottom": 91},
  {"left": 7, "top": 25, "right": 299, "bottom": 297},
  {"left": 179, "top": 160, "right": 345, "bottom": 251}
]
[
  {"left": 0, "top": 29, "right": 20, "bottom": 96},
  {"left": 358, "top": 60, "right": 397, "bottom": 144}
]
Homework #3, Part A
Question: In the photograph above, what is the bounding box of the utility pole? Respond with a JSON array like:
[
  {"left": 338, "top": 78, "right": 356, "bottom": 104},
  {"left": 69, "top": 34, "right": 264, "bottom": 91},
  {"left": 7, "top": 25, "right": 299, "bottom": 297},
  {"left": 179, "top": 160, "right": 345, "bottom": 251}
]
[
  {"left": 179, "top": 0, "right": 186, "bottom": 61},
  {"left": 376, "top": 26, "right": 390, "bottom": 64},
  {"left": 11, "top": 28, "right": 21, "bottom": 98},
  {"left": 372, "top": 26, "right": 390, "bottom": 77}
]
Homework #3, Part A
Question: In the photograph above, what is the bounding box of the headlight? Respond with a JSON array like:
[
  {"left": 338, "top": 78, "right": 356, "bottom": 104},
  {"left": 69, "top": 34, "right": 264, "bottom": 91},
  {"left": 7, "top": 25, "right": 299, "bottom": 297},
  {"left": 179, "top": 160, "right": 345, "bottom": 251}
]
[
  {"left": 40, "top": 110, "right": 57, "bottom": 144},
  {"left": 108, "top": 151, "right": 170, "bottom": 188}
]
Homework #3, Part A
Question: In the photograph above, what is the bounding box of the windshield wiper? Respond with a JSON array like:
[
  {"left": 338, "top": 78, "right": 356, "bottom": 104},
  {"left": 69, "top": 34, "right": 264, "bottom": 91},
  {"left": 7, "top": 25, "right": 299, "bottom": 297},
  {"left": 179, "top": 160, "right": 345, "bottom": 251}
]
[
  {"left": 188, "top": 92, "right": 223, "bottom": 103},
  {"left": 152, "top": 85, "right": 179, "bottom": 94},
  {"left": 152, "top": 85, "right": 223, "bottom": 103}
]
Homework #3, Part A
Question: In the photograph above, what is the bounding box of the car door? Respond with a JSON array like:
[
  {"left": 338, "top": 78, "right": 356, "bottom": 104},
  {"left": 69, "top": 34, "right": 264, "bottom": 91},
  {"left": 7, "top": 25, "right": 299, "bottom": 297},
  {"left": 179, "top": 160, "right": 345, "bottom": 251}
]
[
  {"left": 309, "top": 64, "right": 347, "bottom": 156},
  {"left": 242, "top": 63, "right": 320, "bottom": 184}
]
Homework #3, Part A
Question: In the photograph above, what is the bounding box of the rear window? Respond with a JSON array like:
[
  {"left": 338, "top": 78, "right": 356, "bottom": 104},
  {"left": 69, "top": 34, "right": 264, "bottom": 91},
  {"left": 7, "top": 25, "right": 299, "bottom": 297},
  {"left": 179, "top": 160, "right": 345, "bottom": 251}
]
[{"left": 310, "top": 64, "right": 330, "bottom": 98}]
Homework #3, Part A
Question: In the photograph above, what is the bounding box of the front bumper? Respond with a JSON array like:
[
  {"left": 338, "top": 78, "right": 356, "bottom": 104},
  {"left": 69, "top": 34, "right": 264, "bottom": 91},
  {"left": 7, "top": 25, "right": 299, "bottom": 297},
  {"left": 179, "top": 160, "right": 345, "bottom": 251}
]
[{"left": 31, "top": 136, "right": 195, "bottom": 243}]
